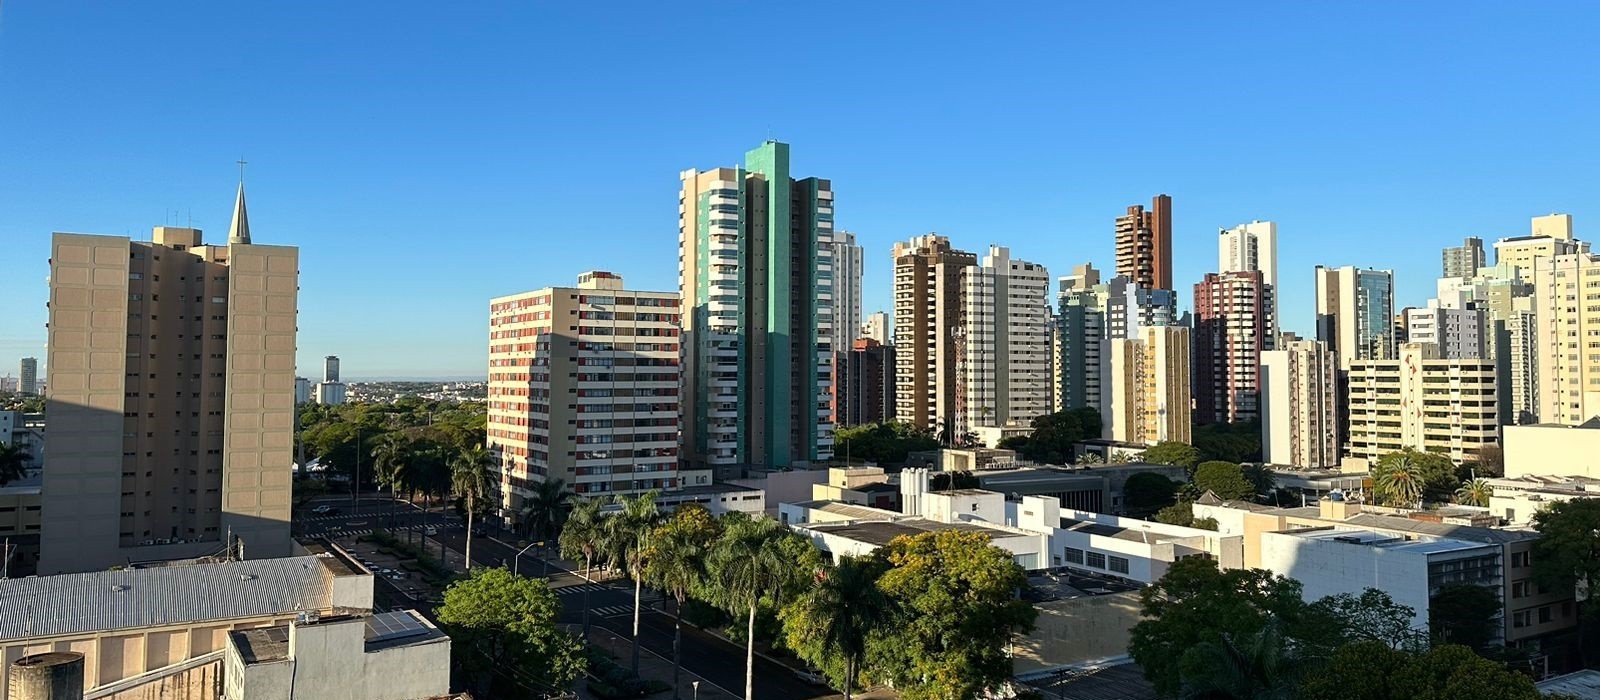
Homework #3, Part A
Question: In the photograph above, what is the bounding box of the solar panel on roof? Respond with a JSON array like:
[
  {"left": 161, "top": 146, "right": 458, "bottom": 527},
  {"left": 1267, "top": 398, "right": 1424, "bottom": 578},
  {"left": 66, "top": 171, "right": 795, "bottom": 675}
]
[{"left": 364, "top": 611, "right": 430, "bottom": 643}]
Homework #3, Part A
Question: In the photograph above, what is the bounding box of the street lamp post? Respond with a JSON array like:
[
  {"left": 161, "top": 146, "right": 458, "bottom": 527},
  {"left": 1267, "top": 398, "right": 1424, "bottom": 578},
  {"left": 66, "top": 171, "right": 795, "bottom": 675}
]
[
  {"left": 513, "top": 540, "right": 543, "bottom": 577},
  {"left": 692, "top": 680, "right": 700, "bottom": 700}
]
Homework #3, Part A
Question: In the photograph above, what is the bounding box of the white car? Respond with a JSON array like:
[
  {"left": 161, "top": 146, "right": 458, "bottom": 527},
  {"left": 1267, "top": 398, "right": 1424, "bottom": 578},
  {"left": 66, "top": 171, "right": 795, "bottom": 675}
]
[
  {"left": 795, "top": 670, "right": 826, "bottom": 685},
  {"left": 424, "top": 527, "right": 438, "bottom": 536}
]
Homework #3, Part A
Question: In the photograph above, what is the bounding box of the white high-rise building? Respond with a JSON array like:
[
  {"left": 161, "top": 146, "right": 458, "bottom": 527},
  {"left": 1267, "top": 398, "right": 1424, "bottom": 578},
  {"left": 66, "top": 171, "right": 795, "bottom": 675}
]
[
  {"left": 957, "top": 246, "right": 1051, "bottom": 433},
  {"left": 831, "top": 231, "right": 864, "bottom": 358},
  {"left": 1219, "top": 221, "right": 1279, "bottom": 337},
  {"left": 1260, "top": 338, "right": 1339, "bottom": 468},
  {"left": 1403, "top": 305, "right": 1485, "bottom": 359},
  {"left": 861, "top": 311, "right": 890, "bottom": 346}
]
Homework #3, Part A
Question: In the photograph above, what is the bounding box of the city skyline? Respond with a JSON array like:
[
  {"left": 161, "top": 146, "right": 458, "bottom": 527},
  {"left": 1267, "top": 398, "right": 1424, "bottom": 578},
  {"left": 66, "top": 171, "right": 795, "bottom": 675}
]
[{"left": 2, "top": 4, "right": 1598, "bottom": 377}]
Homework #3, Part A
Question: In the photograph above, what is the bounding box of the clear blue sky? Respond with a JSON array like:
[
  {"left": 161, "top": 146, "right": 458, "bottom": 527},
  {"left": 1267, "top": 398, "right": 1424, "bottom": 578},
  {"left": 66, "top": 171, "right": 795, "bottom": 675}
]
[{"left": 2, "top": 3, "right": 1597, "bottom": 379}]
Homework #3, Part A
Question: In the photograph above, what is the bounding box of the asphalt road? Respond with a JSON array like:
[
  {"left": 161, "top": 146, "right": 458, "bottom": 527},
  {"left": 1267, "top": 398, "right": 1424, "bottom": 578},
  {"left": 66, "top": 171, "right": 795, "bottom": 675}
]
[{"left": 292, "top": 497, "right": 835, "bottom": 700}]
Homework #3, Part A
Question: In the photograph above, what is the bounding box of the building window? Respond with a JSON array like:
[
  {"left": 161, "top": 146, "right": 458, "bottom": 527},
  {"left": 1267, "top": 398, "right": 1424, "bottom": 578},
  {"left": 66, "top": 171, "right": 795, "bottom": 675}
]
[
  {"left": 1540, "top": 606, "right": 1553, "bottom": 624},
  {"left": 1086, "top": 551, "right": 1107, "bottom": 569},
  {"left": 1513, "top": 611, "right": 1530, "bottom": 628},
  {"left": 1064, "top": 548, "right": 1084, "bottom": 565},
  {"left": 1109, "top": 556, "right": 1130, "bottom": 574},
  {"left": 1512, "top": 551, "right": 1531, "bottom": 568}
]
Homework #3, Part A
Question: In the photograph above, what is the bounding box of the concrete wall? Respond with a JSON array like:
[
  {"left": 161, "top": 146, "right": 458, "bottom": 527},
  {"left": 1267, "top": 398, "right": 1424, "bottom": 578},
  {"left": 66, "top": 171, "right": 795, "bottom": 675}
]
[
  {"left": 1012, "top": 592, "right": 1142, "bottom": 675},
  {"left": 89, "top": 655, "right": 221, "bottom": 700},
  {"left": 1503, "top": 425, "right": 1600, "bottom": 479},
  {"left": 359, "top": 637, "right": 451, "bottom": 700},
  {"left": 1259, "top": 531, "right": 1435, "bottom": 632},
  {"left": 731, "top": 470, "right": 825, "bottom": 516}
]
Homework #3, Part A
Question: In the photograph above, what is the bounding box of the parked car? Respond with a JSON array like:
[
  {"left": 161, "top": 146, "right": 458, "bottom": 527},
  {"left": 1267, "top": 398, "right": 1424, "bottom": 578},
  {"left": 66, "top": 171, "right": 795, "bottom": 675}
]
[
  {"left": 795, "top": 669, "right": 826, "bottom": 685},
  {"left": 311, "top": 505, "right": 337, "bottom": 515},
  {"left": 424, "top": 527, "right": 438, "bottom": 536}
]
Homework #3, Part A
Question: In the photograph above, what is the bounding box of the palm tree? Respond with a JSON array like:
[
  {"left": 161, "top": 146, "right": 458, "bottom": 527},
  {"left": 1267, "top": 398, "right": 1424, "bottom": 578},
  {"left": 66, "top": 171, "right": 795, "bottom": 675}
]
[
  {"left": 520, "top": 477, "right": 576, "bottom": 540},
  {"left": 643, "top": 508, "right": 716, "bottom": 700},
  {"left": 1375, "top": 453, "right": 1423, "bottom": 507},
  {"left": 451, "top": 445, "right": 491, "bottom": 570},
  {"left": 782, "top": 556, "right": 892, "bottom": 700},
  {"left": 370, "top": 434, "right": 410, "bottom": 530},
  {"left": 1177, "top": 619, "right": 1301, "bottom": 700},
  {"left": 707, "top": 516, "right": 793, "bottom": 700},
  {"left": 1456, "top": 478, "right": 1493, "bottom": 507},
  {"left": 603, "top": 491, "right": 660, "bottom": 672},
  {"left": 559, "top": 498, "right": 609, "bottom": 637},
  {"left": 0, "top": 443, "right": 28, "bottom": 486}
]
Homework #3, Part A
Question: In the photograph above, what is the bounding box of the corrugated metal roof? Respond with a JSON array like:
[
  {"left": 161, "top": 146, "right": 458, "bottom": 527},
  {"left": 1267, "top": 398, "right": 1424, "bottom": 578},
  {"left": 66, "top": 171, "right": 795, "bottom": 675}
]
[{"left": 0, "top": 556, "right": 332, "bottom": 641}]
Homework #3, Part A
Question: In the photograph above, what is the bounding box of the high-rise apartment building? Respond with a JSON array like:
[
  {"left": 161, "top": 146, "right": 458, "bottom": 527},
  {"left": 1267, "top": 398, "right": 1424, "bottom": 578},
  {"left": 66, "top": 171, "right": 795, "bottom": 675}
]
[
  {"left": 1437, "top": 261, "right": 1538, "bottom": 424},
  {"left": 1106, "top": 326, "right": 1192, "bottom": 445},
  {"left": 957, "top": 246, "right": 1051, "bottom": 433},
  {"left": 679, "top": 141, "right": 834, "bottom": 472},
  {"left": 892, "top": 234, "right": 976, "bottom": 431},
  {"left": 41, "top": 184, "right": 297, "bottom": 574},
  {"left": 830, "top": 231, "right": 864, "bottom": 359},
  {"left": 1534, "top": 252, "right": 1600, "bottom": 425},
  {"left": 1442, "top": 237, "right": 1486, "bottom": 280},
  {"left": 861, "top": 311, "right": 890, "bottom": 346},
  {"left": 487, "top": 271, "right": 681, "bottom": 510},
  {"left": 316, "top": 355, "right": 346, "bottom": 404},
  {"left": 1219, "top": 221, "right": 1279, "bottom": 337},
  {"left": 1346, "top": 342, "right": 1497, "bottom": 465},
  {"left": 1402, "top": 305, "right": 1484, "bottom": 359},
  {"left": 1056, "top": 265, "right": 1184, "bottom": 415},
  {"left": 1115, "top": 195, "right": 1173, "bottom": 291},
  {"left": 294, "top": 377, "right": 312, "bottom": 405},
  {"left": 323, "top": 355, "right": 340, "bottom": 382},
  {"left": 1314, "top": 265, "right": 1395, "bottom": 368},
  {"left": 1193, "top": 271, "right": 1274, "bottom": 425},
  {"left": 843, "top": 339, "right": 895, "bottom": 426},
  {"left": 1260, "top": 338, "right": 1339, "bottom": 468},
  {"left": 18, "top": 358, "right": 37, "bottom": 396},
  {"left": 1496, "top": 213, "right": 1583, "bottom": 276}
]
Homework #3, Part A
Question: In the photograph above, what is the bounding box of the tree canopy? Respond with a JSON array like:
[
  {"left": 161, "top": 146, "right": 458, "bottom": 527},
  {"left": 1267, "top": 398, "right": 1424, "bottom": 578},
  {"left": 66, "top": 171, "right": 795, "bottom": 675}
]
[
  {"left": 996, "top": 407, "right": 1102, "bottom": 464},
  {"left": 1123, "top": 472, "right": 1181, "bottom": 516},
  {"left": 868, "top": 530, "right": 1037, "bottom": 700},
  {"left": 1192, "top": 420, "right": 1262, "bottom": 464},
  {"left": 1193, "top": 460, "right": 1257, "bottom": 501},
  {"left": 833, "top": 421, "right": 939, "bottom": 465},
  {"left": 1530, "top": 498, "right": 1600, "bottom": 599},
  {"left": 1371, "top": 449, "right": 1459, "bottom": 506},
  {"left": 1141, "top": 441, "right": 1201, "bottom": 472},
  {"left": 435, "top": 567, "right": 586, "bottom": 696},
  {"left": 1300, "top": 642, "right": 1545, "bottom": 700}
]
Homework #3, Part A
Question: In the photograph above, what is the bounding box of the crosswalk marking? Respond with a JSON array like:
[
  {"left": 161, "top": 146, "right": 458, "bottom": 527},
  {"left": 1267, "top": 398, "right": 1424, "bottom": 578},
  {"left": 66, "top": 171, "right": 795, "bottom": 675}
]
[
  {"left": 554, "top": 584, "right": 611, "bottom": 595},
  {"left": 594, "top": 605, "right": 633, "bottom": 617}
]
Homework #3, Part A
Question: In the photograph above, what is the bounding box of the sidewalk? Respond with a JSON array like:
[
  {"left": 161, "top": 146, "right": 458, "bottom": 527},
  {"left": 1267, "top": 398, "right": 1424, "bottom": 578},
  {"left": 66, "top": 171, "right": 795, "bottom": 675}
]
[{"left": 579, "top": 625, "right": 739, "bottom": 700}]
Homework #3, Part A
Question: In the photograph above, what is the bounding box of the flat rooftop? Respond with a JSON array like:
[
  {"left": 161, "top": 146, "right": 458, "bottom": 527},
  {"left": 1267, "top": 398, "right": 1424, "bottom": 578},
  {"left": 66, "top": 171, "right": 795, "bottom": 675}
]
[
  {"left": 1538, "top": 669, "right": 1600, "bottom": 697},
  {"left": 0, "top": 556, "right": 338, "bottom": 641},
  {"left": 1275, "top": 528, "right": 1491, "bottom": 555},
  {"left": 231, "top": 610, "right": 446, "bottom": 665},
  {"left": 801, "top": 518, "right": 1020, "bottom": 547},
  {"left": 789, "top": 500, "right": 900, "bottom": 521}
]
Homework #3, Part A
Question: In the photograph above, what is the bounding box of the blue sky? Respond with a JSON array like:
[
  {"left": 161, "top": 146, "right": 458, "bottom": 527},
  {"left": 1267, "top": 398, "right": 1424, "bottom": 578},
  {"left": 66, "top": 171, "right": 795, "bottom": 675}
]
[{"left": 2, "top": 3, "right": 1597, "bottom": 379}]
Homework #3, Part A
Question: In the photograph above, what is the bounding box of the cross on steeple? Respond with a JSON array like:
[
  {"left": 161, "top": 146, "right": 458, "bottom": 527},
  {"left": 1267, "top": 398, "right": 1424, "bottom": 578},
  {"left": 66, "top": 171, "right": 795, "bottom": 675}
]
[{"left": 237, "top": 157, "right": 248, "bottom": 183}]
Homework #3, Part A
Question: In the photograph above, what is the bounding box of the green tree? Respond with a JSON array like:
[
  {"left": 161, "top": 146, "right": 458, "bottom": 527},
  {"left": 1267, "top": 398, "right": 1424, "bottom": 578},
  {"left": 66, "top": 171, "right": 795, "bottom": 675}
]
[
  {"left": 643, "top": 504, "right": 720, "bottom": 697},
  {"left": 1128, "top": 558, "right": 1306, "bottom": 697},
  {"left": 370, "top": 433, "right": 411, "bottom": 511},
  {"left": 833, "top": 421, "right": 940, "bottom": 465},
  {"left": 1123, "top": 472, "right": 1181, "bottom": 516},
  {"left": 868, "top": 530, "right": 1037, "bottom": 700},
  {"left": 1300, "top": 642, "right": 1544, "bottom": 700},
  {"left": 782, "top": 556, "right": 893, "bottom": 700},
  {"left": 557, "top": 498, "right": 607, "bottom": 637},
  {"left": 1194, "top": 460, "right": 1257, "bottom": 501},
  {"left": 1296, "top": 588, "right": 1420, "bottom": 655},
  {"left": 435, "top": 567, "right": 585, "bottom": 697},
  {"left": 602, "top": 491, "right": 661, "bottom": 672},
  {"left": 0, "top": 443, "right": 28, "bottom": 486},
  {"left": 1241, "top": 462, "right": 1276, "bottom": 496},
  {"left": 1427, "top": 584, "right": 1500, "bottom": 652},
  {"left": 1001, "top": 408, "right": 1102, "bottom": 464},
  {"left": 1474, "top": 445, "right": 1505, "bottom": 478},
  {"left": 1192, "top": 420, "right": 1263, "bottom": 464},
  {"left": 451, "top": 445, "right": 490, "bottom": 570},
  {"left": 1142, "top": 441, "right": 1202, "bottom": 472},
  {"left": 1530, "top": 498, "right": 1600, "bottom": 664},
  {"left": 1176, "top": 617, "right": 1302, "bottom": 700},
  {"left": 1373, "top": 449, "right": 1458, "bottom": 506},
  {"left": 520, "top": 476, "right": 576, "bottom": 540},
  {"left": 707, "top": 515, "right": 815, "bottom": 700},
  {"left": 1455, "top": 478, "right": 1492, "bottom": 507}
]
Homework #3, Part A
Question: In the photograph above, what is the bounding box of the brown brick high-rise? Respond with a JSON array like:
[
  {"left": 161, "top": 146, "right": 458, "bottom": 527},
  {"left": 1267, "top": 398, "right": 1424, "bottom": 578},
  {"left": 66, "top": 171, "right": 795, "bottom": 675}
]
[{"left": 1115, "top": 194, "right": 1173, "bottom": 291}]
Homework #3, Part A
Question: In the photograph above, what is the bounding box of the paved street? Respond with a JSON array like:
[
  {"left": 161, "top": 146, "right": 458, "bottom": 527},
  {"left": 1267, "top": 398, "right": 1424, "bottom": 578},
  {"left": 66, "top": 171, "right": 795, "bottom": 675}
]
[{"left": 291, "top": 495, "right": 848, "bottom": 700}]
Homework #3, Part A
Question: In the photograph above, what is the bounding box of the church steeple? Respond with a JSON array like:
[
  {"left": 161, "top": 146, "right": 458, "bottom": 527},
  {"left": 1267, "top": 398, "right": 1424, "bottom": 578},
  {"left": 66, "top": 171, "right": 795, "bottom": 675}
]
[{"left": 228, "top": 159, "right": 251, "bottom": 245}]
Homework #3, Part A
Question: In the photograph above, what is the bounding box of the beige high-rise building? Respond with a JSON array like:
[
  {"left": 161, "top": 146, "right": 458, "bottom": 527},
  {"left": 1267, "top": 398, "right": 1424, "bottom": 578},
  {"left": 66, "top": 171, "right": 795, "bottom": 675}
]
[
  {"left": 1534, "top": 252, "right": 1600, "bottom": 425},
  {"left": 41, "top": 184, "right": 297, "bottom": 574},
  {"left": 1532, "top": 213, "right": 1575, "bottom": 241},
  {"left": 1106, "top": 326, "right": 1191, "bottom": 445},
  {"left": 486, "top": 271, "right": 680, "bottom": 511},
  {"left": 1260, "top": 338, "right": 1339, "bottom": 468},
  {"left": 957, "top": 245, "right": 1051, "bottom": 434},
  {"left": 1346, "top": 342, "right": 1497, "bottom": 464},
  {"left": 1314, "top": 265, "right": 1395, "bottom": 369},
  {"left": 1495, "top": 214, "right": 1583, "bottom": 277},
  {"left": 893, "top": 234, "right": 976, "bottom": 431}
]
